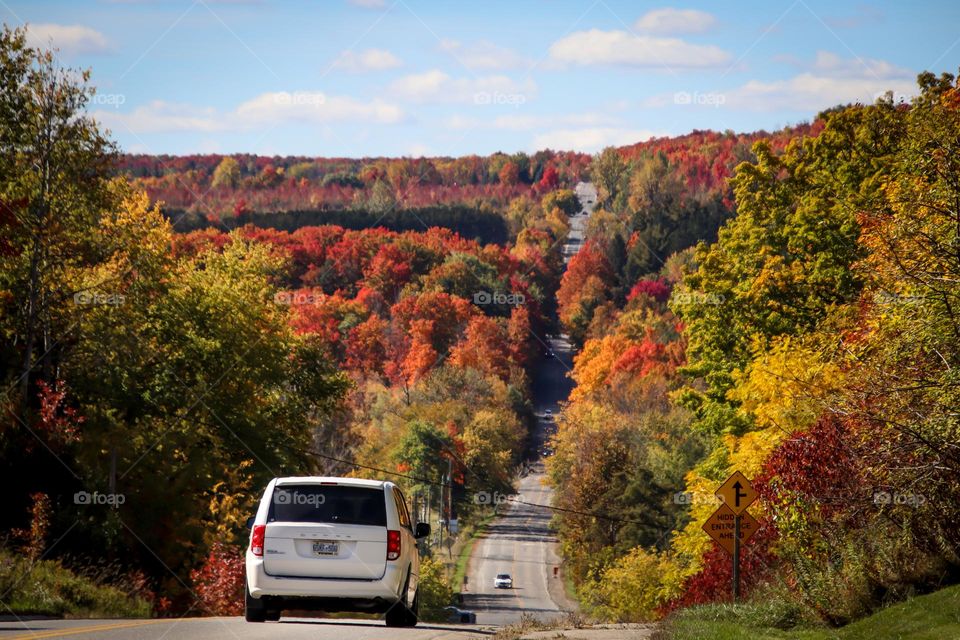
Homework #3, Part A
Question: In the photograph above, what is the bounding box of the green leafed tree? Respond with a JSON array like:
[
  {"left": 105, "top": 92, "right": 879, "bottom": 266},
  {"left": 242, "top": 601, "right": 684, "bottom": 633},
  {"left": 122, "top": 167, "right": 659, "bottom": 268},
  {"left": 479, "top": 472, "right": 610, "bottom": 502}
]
[
  {"left": 0, "top": 25, "right": 116, "bottom": 409},
  {"left": 676, "top": 97, "right": 905, "bottom": 433}
]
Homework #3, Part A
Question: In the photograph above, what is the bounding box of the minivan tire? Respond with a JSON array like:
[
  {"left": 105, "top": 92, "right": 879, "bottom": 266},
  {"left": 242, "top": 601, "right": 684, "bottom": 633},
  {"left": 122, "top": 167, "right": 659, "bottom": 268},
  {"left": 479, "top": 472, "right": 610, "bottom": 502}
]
[
  {"left": 244, "top": 577, "right": 266, "bottom": 623},
  {"left": 384, "top": 572, "right": 417, "bottom": 627}
]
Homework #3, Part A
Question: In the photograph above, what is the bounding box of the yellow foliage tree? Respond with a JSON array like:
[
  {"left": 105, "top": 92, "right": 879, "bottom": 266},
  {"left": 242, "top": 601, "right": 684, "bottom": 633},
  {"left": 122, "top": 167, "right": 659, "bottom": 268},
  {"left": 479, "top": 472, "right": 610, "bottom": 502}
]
[{"left": 582, "top": 546, "right": 680, "bottom": 622}]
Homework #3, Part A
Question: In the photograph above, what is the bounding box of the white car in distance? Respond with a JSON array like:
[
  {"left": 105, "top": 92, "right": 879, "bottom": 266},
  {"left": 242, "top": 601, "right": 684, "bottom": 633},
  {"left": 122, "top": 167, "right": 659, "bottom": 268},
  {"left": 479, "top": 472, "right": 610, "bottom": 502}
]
[
  {"left": 494, "top": 573, "right": 513, "bottom": 589},
  {"left": 245, "top": 476, "right": 429, "bottom": 627}
]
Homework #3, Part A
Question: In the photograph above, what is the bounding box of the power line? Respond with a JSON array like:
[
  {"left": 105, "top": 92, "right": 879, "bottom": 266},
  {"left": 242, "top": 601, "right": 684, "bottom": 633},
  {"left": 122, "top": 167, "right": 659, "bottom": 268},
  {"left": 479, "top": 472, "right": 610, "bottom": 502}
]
[{"left": 285, "top": 443, "right": 666, "bottom": 529}]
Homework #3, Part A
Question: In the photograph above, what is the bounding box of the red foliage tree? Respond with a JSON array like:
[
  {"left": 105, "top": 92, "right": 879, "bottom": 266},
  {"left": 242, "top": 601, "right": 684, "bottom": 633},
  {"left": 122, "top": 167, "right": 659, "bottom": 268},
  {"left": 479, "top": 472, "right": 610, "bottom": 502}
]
[
  {"left": 449, "top": 315, "right": 511, "bottom": 381},
  {"left": 537, "top": 165, "right": 559, "bottom": 191},
  {"left": 626, "top": 278, "right": 671, "bottom": 304}
]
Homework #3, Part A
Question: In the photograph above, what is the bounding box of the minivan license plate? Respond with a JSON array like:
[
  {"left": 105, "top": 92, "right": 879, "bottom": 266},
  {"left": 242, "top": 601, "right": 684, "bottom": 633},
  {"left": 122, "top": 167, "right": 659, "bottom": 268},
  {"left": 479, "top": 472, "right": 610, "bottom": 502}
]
[{"left": 312, "top": 541, "right": 338, "bottom": 556}]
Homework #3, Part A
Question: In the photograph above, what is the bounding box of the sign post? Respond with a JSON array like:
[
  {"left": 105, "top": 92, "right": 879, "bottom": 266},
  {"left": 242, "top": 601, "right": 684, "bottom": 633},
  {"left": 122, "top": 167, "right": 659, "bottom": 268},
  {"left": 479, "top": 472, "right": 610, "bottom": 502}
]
[
  {"left": 702, "top": 471, "right": 758, "bottom": 603},
  {"left": 732, "top": 514, "right": 741, "bottom": 601}
]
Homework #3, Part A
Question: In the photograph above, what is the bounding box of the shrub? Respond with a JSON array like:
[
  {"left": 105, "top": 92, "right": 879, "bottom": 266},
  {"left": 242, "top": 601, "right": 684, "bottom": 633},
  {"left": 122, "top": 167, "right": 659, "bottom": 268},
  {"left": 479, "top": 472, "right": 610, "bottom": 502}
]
[
  {"left": 190, "top": 542, "right": 245, "bottom": 616},
  {"left": 416, "top": 555, "right": 454, "bottom": 621},
  {"left": 580, "top": 546, "right": 679, "bottom": 622}
]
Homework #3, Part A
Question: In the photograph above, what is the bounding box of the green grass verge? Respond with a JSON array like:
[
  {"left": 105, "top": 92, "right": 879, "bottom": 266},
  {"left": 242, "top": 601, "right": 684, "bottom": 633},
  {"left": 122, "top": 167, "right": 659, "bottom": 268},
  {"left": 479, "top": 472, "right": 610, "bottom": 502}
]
[
  {"left": 0, "top": 549, "right": 152, "bottom": 618},
  {"left": 660, "top": 584, "right": 960, "bottom": 640}
]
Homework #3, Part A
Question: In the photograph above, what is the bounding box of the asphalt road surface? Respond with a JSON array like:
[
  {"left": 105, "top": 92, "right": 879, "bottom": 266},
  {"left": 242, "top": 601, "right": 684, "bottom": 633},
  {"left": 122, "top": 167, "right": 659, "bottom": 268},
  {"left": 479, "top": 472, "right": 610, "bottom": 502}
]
[
  {"left": 0, "top": 617, "right": 490, "bottom": 639},
  {"left": 564, "top": 182, "right": 595, "bottom": 260},
  {"left": 462, "top": 333, "right": 574, "bottom": 626},
  {"left": 462, "top": 185, "right": 591, "bottom": 625}
]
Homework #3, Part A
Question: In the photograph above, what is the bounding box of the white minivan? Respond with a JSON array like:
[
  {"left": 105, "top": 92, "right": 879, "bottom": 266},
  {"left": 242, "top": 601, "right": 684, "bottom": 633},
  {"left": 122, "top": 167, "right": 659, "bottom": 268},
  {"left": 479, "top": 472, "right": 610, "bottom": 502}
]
[{"left": 244, "top": 476, "right": 429, "bottom": 626}]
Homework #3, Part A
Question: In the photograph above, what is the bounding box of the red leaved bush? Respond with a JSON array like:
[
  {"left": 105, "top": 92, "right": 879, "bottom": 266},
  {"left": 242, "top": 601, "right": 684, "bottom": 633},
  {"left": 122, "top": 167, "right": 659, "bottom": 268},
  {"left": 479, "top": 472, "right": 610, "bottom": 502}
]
[
  {"left": 190, "top": 542, "right": 245, "bottom": 616},
  {"left": 36, "top": 379, "right": 82, "bottom": 447},
  {"left": 757, "top": 415, "right": 869, "bottom": 521}
]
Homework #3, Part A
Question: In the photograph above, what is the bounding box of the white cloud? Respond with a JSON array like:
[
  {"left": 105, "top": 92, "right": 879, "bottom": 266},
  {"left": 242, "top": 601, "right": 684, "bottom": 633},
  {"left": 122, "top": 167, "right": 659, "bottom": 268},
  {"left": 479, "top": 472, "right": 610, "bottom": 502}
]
[
  {"left": 93, "top": 92, "right": 404, "bottom": 134},
  {"left": 348, "top": 0, "right": 386, "bottom": 8},
  {"left": 718, "top": 53, "right": 917, "bottom": 111},
  {"left": 26, "top": 23, "right": 110, "bottom": 54},
  {"left": 724, "top": 73, "right": 916, "bottom": 111},
  {"left": 332, "top": 48, "right": 402, "bottom": 72},
  {"left": 639, "top": 53, "right": 916, "bottom": 112},
  {"left": 810, "top": 51, "right": 910, "bottom": 79},
  {"left": 532, "top": 127, "right": 660, "bottom": 152},
  {"left": 438, "top": 39, "right": 529, "bottom": 71},
  {"left": 634, "top": 8, "right": 717, "bottom": 34},
  {"left": 95, "top": 101, "right": 225, "bottom": 133},
  {"left": 235, "top": 92, "right": 404, "bottom": 124},
  {"left": 389, "top": 70, "right": 536, "bottom": 104},
  {"left": 549, "top": 29, "right": 731, "bottom": 69}
]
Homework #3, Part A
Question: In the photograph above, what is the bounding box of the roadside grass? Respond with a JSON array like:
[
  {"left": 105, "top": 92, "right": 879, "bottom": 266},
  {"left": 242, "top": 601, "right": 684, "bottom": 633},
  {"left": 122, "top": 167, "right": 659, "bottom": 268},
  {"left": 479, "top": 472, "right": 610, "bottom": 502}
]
[
  {"left": 0, "top": 549, "right": 152, "bottom": 618},
  {"left": 658, "top": 584, "right": 960, "bottom": 640},
  {"left": 450, "top": 510, "right": 495, "bottom": 591}
]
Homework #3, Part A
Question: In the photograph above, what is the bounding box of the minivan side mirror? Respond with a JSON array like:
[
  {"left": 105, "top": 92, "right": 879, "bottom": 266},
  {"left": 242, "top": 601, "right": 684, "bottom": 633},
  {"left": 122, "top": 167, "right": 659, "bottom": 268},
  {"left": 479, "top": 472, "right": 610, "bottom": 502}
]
[
  {"left": 414, "top": 522, "right": 430, "bottom": 539},
  {"left": 245, "top": 516, "right": 255, "bottom": 530}
]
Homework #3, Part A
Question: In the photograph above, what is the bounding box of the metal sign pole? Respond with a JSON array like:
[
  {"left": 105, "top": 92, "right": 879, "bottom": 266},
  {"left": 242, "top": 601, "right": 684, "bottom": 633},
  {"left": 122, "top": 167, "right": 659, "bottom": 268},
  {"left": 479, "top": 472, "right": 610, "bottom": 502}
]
[{"left": 733, "top": 514, "right": 741, "bottom": 602}]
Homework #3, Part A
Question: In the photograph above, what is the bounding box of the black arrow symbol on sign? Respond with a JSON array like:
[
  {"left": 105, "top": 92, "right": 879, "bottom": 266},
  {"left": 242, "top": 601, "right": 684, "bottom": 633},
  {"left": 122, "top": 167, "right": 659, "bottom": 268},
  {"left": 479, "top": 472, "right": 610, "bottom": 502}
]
[{"left": 733, "top": 481, "right": 747, "bottom": 508}]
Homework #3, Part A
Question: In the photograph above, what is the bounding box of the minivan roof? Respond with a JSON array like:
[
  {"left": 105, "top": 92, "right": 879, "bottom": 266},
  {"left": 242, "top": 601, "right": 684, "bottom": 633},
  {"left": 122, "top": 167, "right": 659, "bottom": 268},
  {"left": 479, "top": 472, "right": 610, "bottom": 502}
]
[{"left": 274, "top": 476, "right": 389, "bottom": 488}]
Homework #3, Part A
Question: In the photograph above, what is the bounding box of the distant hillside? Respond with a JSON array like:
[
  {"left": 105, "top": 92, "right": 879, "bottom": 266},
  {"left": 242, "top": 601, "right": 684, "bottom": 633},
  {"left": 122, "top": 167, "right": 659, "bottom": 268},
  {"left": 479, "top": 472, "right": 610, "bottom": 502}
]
[{"left": 116, "top": 124, "right": 820, "bottom": 241}]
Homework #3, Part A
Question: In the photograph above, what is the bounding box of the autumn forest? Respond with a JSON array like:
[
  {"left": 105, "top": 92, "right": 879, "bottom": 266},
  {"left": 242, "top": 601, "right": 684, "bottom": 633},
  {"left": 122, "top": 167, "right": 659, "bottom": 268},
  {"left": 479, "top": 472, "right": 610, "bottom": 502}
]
[{"left": 2, "top": 22, "right": 960, "bottom": 634}]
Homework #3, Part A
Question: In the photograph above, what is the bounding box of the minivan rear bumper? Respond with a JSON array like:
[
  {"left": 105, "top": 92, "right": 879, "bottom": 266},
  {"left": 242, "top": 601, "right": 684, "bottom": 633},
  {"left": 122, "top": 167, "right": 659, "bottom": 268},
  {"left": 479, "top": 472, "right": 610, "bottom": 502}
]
[{"left": 246, "top": 553, "right": 404, "bottom": 603}]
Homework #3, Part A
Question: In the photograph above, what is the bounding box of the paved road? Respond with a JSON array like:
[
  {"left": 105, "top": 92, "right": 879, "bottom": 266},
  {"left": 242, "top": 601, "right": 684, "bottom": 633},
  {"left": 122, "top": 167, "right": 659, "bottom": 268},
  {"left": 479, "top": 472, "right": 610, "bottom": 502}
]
[
  {"left": 463, "top": 184, "right": 593, "bottom": 625},
  {"left": 564, "top": 182, "right": 595, "bottom": 260},
  {"left": 0, "top": 617, "right": 491, "bottom": 639}
]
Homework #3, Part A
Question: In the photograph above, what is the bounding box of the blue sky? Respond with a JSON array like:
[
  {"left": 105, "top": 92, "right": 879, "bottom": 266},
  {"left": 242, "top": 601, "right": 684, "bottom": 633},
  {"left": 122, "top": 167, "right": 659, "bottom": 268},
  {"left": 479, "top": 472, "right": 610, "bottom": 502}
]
[{"left": 6, "top": 0, "right": 959, "bottom": 157}]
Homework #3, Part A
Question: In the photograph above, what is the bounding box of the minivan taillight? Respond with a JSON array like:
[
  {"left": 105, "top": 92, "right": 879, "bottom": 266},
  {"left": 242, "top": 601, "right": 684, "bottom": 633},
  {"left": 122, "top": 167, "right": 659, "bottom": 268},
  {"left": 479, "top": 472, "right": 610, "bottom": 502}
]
[
  {"left": 251, "top": 524, "right": 266, "bottom": 557},
  {"left": 386, "top": 529, "right": 401, "bottom": 561}
]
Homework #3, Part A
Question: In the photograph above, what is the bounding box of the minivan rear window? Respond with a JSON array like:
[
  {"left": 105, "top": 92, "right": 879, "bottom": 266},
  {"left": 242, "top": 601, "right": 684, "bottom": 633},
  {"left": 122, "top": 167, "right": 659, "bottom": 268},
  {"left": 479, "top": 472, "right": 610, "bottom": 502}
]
[{"left": 268, "top": 484, "right": 387, "bottom": 526}]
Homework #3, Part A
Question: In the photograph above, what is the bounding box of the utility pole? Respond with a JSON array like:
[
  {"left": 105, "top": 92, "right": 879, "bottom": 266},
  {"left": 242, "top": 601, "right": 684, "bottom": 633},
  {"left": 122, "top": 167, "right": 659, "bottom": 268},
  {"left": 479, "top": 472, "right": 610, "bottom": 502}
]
[{"left": 437, "top": 473, "right": 443, "bottom": 551}]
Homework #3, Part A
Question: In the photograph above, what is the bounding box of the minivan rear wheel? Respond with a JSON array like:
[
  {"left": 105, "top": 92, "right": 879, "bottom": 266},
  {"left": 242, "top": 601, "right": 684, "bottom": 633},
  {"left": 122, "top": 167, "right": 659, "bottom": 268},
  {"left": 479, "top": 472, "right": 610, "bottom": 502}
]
[
  {"left": 384, "top": 572, "right": 417, "bottom": 627},
  {"left": 244, "top": 577, "right": 266, "bottom": 623}
]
